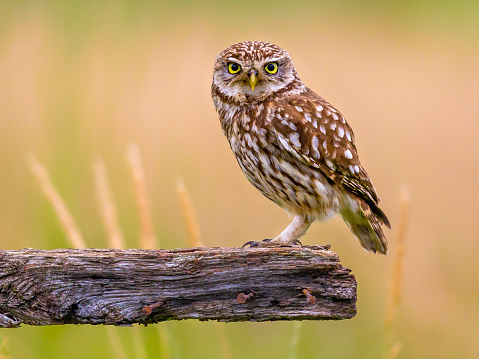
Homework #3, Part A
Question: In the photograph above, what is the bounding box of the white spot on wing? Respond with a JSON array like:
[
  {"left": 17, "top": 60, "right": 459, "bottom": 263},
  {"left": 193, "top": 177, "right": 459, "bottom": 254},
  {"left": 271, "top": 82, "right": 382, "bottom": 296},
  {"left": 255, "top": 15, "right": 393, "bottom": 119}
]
[
  {"left": 312, "top": 136, "right": 320, "bottom": 159},
  {"left": 259, "top": 154, "right": 270, "bottom": 166},
  {"left": 314, "top": 180, "right": 327, "bottom": 195},
  {"left": 312, "top": 136, "right": 319, "bottom": 151},
  {"left": 344, "top": 149, "right": 353, "bottom": 159},
  {"left": 337, "top": 127, "right": 344, "bottom": 138},
  {"left": 277, "top": 134, "right": 292, "bottom": 152},
  {"left": 304, "top": 113, "right": 312, "bottom": 122},
  {"left": 295, "top": 105, "right": 303, "bottom": 112},
  {"left": 320, "top": 124, "right": 326, "bottom": 134},
  {"left": 345, "top": 130, "right": 352, "bottom": 141},
  {"left": 245, "top": 133, "right": 253, "bottom": 147},
  {"left": 289, "top": 132, "right": 301, "bottom": 148}
]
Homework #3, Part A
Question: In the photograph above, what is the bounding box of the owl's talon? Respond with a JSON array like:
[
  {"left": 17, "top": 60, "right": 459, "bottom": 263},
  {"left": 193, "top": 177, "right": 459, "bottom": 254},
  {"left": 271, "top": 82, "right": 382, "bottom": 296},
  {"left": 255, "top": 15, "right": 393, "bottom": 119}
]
[
  {"left": 241, "top": 238, "right": 302, "bottom": 248},
  {"left": 241, "top": 241, "right": 260, "bottom": 248},
  {"left": 242, "top": 239, "right": 273, "bottom": 248},
  {"left": 290, "top": 239, "right": 303, "bottom": 246}
]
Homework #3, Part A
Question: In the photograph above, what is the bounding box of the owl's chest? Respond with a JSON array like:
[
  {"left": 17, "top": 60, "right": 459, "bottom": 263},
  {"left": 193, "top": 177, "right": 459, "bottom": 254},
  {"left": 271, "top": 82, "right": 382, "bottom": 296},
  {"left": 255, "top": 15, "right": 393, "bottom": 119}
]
[
  {"left": 223, "top": 105, "right": 267, "bottom": 150},
  {"left": 229, "top": 114, "right": 270, "bottom": 160}
]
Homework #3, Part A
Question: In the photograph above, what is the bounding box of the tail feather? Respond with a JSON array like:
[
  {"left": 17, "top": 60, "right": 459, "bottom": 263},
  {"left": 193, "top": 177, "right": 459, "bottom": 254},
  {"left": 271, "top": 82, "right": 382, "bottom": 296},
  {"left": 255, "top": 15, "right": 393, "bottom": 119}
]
[
  {"left": 370, "top": 203, "right": 391, "bottom": 229},
  {"left": 341, "top": 199, "right": 389, "bottom": 254}
]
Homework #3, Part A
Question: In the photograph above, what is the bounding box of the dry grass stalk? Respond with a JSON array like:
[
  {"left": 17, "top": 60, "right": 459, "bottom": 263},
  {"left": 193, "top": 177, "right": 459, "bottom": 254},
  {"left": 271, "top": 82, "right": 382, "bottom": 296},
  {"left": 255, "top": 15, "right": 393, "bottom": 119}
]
[
  {"left": 383, "top": 184, "right": 410, "bottom": 359},
  {"left": 287, "top": 322, "right": 303, "bottom": 359},
  {"left": 385, "top": 342, "right": 403, "bottom": 359},
  {"left": 93, "top": 159, "right": 126, "bottom": 249},
  {"left": 105, "top": 327, "right": 129, "bottom": 359},
  {"left": 126, "top": 144, "right": 158, "bottom": 249},
  {"left": 29, "top": 156, "right": 129, "bottom": 358},
  {"left": 131, "top": 325, "right": 148, "bottom": 359},
  {"left": 28, "top": 154, "right": 86, "bottom": 249},
  {"left": 176, "top": 177, "right": 204, "bottom": 247},
  {"left": 176, "top": 180, "right": 234, "bottom": 359},
  {"left": 96, "top": 158, "right": 149, "bottom": 359},
  {"left": 157, "top": 324, "right": 173, "bottom": 359},
  {"left": 125, "top": 146, "right": 171, "bottom": 358},
  {"left": 0, "top": 336, "right": 9, "bottom": 359},
  {"left": 214, "top": 322, "right": 234, "bottom": 359}
]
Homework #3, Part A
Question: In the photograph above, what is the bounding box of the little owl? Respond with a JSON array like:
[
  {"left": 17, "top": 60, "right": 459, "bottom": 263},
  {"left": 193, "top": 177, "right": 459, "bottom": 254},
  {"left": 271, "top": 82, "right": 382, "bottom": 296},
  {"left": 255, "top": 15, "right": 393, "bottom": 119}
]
[{"left": 211, "top": 41, "right": 390, "bottom": 254}]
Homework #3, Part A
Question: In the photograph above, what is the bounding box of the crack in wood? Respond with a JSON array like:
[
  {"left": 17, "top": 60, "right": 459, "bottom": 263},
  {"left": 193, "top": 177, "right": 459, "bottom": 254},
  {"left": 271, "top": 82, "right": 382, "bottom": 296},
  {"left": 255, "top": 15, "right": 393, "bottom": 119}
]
[{"left": 0, "top": 246, "right": 356, "bottom": 327}]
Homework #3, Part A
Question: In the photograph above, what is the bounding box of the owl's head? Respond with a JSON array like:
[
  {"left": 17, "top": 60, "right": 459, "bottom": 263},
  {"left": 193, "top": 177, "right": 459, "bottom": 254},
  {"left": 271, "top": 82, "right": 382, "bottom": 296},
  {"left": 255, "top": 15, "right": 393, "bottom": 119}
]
[{"left": 212, "top": 41, "right": 299, "bottom": 103}]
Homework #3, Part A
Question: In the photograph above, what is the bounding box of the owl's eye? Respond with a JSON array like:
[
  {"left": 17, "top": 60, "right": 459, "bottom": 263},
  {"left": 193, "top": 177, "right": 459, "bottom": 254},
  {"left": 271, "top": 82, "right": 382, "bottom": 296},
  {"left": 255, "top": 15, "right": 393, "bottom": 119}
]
[
  {"left": 227, "top": 62, "right": 241, "bottom": 74},
  {"left": 264, "top": 62, "right": 279, "bottom": 74}
]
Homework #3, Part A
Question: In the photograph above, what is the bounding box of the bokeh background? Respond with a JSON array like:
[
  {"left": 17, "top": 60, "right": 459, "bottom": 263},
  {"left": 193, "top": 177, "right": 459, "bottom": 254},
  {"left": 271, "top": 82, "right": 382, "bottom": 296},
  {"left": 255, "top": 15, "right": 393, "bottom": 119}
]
[{"left": 1, "top": 0, "right": 479, "bottom": 358}]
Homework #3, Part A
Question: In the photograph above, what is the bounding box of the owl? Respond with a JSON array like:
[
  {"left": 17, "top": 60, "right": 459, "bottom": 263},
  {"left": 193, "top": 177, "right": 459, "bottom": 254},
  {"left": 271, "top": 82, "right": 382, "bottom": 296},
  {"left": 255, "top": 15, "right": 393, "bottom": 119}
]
[{"left": 211, "top": 41, "right": 390, "bottom": 254}]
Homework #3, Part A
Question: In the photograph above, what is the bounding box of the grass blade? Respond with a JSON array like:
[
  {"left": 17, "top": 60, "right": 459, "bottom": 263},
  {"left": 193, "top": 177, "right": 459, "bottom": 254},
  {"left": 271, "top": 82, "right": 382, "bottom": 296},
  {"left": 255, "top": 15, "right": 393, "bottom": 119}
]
[
  {"left": 93, "top": 159, "right": 125, "bottom": 249},
  {"left": 28, "top": 154, "right": 86, "bottom": 249},
  {"left": 126, "top": 143, "right": 158, "bottom": 249}
]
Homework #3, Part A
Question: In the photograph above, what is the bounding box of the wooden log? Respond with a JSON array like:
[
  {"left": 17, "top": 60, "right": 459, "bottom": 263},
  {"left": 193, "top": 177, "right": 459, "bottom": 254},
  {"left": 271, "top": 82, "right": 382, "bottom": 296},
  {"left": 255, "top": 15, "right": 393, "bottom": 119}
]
[{"left": 0, "top": 245, "right": 356, "bottom": 327}]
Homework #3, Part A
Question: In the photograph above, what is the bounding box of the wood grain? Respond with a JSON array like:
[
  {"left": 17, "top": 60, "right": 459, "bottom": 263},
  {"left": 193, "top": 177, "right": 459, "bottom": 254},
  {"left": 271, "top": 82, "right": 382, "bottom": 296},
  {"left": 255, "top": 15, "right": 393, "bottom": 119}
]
[{"left": 0, "top": 245, "right": 356, "bottom": 327}]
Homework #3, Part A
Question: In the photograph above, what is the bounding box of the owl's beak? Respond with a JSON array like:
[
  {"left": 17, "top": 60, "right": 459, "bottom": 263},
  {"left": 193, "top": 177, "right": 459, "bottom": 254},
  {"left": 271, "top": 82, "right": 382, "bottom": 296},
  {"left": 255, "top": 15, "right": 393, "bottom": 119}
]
[{"left": 247, "top": 69, "right": 259, "bottom": 91}]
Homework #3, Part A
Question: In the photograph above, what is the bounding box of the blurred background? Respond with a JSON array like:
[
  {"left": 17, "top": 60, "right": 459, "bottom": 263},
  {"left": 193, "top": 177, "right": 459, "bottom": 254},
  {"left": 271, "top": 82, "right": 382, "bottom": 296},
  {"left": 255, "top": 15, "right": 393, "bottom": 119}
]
[{"left": 1, "top": 0, "right": 478, "bottom": 358}]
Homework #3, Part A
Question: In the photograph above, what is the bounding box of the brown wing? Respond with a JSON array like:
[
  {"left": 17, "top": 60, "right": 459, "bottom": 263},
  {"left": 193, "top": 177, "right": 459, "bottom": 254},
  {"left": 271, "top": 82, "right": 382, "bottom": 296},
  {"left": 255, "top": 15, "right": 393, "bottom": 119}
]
[{"left": 269, "top": 88, "right": 390, "bottom": 227}]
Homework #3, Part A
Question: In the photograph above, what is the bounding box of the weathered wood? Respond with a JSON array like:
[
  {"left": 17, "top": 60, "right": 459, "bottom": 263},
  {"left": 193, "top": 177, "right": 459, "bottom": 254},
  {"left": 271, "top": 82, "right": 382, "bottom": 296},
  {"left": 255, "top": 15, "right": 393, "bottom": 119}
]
[{"left": 0, "top": 246, "right": 356, "bottom": 327}]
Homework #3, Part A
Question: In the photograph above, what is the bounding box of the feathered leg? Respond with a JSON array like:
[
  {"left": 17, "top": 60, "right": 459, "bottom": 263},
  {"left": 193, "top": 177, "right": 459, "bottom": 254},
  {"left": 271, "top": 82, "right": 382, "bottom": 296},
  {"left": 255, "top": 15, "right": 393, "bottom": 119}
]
[
  {"left": 270, "top": 215, "right": 312, "bottom": 244},
  {"left": 242, "top": 215, "right": 311, "bottom": 248}
]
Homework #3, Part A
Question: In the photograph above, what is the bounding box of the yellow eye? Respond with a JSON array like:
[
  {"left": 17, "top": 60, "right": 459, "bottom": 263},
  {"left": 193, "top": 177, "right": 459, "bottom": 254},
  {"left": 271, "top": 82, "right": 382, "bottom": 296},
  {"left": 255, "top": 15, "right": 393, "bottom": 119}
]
[
  {"left": 265, "top": 62, "right": 278, "bottom": 74},
  {"left": 227, "top": 62, "right": 241, "bottom": 74}
]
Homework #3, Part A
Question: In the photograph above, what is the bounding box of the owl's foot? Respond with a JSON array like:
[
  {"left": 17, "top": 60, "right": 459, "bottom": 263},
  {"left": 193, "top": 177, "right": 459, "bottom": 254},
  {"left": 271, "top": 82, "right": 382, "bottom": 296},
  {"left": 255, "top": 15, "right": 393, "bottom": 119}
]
[{"left": 242, "top": 238, "right": 302, "bottom": 248}]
